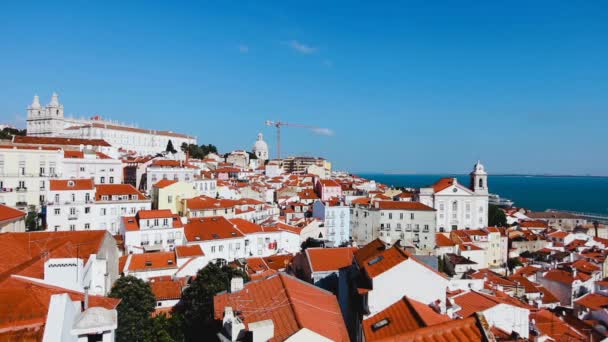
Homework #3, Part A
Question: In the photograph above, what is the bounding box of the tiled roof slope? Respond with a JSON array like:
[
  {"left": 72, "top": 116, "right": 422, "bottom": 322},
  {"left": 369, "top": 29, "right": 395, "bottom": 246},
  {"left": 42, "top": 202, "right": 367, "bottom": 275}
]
[{"left": 214, "top": 273, "right": 349, "bottom": 342}]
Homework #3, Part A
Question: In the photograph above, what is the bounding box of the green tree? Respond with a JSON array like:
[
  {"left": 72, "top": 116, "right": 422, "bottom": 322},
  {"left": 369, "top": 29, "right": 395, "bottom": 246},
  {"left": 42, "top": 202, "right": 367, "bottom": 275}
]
[
  {"left": 0, "top": 127, "right": 26, "bottom": 140},
  {"left": 180, "top": 143, "right": 218, "bottom": 159},
  {"left": 109, "top": 276, "right": 156, "bottom": 342},
  {"left": 488, "top": 204, "right": 507, "bottom": 227},
  {"left": 166, "top": 140, "right": 177, "bottom": 154},
  {"left": 25, "top": 206, "right": 42, "bottom": 231},
  {"left": 177, "top": 262, "right": 249, "bottom": 340}
]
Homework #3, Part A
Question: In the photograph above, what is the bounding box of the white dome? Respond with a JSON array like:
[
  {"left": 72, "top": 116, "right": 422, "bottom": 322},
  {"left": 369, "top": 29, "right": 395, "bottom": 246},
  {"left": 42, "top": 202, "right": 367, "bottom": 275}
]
[{"left": 253, "top": 133, "right": 268, "bottom": 159}]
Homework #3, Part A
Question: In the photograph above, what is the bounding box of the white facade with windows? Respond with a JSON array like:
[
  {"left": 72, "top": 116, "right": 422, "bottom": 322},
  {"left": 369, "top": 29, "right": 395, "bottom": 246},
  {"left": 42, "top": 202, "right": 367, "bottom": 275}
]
[
  {"left": 62, "top": 152, "right": 122, "bottom": 185},
  {"left": 350, "top": 201, "right": 437, "bottom": 252},
  {"left": 418, "top": 161, "right": 489, "bottom": 232},
  {"left": 0, "top": 145, "right": 63, "bottom": 209},
  {"left": 146, "top": 163, "right": 200, "bottom": 193},
  {"left": 312, "top": 200, "right": 351, "bottom": 247},
  {"left": 121, "top": 210, "right": 185, "bottom": 254},
  {"left": 26, "top": 93, "right": 196, "bottom": 156}
]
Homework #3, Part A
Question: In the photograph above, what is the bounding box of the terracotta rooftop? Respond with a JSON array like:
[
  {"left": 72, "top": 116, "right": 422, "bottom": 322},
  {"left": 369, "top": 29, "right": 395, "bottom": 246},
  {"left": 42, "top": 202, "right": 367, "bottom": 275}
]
[
  {"left": 214, "top": 273, "right": 349, "bottom": 341},
  {"left": 306, "top": 247, "right": 357, "bottom": 272},
  {"left": 149, "top": 276, "right": 184, "bottom": 301},
  {"left": 0, "top": 204, "right": 26, "bottom": 222},
  {"left": 124, "top": 252, "right": 178, "bottom": 272},
  {"left": 95, "top": 184, "right": 147, "bottom": 201},
  {"left": 375, "top": 201, "right": 435, "bottom": 211},
  {"left": 153, "top": 179, "right": 179, "bottom": 188},
  {"left": 363, "top": 296, "right": 450, "bottom": 341},
  {"left": 49, "top": 178, "right": 94, "bottom": 191},
  {"left": 371, "top": 315, "right": 486, "bottom": 342},
  {"left": 184, "top": 216, "right": 244, "bottom": 242},
  {"left": 175, "top": 245, "right": 205, "bottom": 258}
]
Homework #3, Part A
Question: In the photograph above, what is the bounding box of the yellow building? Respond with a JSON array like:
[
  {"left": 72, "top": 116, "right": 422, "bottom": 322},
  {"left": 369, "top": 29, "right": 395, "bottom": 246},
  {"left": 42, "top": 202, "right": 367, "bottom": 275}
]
[{"left": 151, "top": 179, "right": 198, "bottom": 214}]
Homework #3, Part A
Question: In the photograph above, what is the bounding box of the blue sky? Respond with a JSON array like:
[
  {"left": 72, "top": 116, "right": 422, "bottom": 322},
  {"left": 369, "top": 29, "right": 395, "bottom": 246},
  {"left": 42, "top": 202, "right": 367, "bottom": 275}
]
[{"left": 1, "top": 1, "right": 607, "bottom": 175}]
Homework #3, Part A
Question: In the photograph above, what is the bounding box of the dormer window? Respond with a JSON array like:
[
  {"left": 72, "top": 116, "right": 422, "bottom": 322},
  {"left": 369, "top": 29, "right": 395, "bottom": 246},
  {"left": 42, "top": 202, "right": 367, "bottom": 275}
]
[{"left": 371, "top": 318, "right": 390, "bottom": 332}]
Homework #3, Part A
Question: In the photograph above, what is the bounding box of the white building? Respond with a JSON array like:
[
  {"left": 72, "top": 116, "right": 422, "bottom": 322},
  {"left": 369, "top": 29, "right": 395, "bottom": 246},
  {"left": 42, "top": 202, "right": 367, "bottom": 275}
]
[
  {"left": 252, "top": 133, "right": 269, "bottom": 162},
  {"left": 145, "top": 159, "right": 200, "bottom": 193},
  {"left": 26, "top": 93, "right": 196, "bottom": 156},
  {"left": 418, "top": 161, "right": 489, "bottom": 232},
  {"left": 351, "top": 200, "right": 437, "bottom": 252},
  {"left": 312, "top": 200, "right": 351, "bottom": 247},
  {"left": 62, "top": 150, "right": 122, "bottom": 184},
  {"left": 121, "top": 209, "right": 185, "bottom": 254},
  {"left": 46, "top": 181, "right": 151, "bottom": 234},
  {"left": 0, "top": 144, "right": 64, "bottom": 209}
]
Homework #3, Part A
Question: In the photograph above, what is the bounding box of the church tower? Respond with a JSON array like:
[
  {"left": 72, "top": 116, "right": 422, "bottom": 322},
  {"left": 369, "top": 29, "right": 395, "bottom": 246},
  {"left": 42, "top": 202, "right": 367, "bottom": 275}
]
[
  {"left": 26, "top": 93, "right": 64, "bottom": 136},
  {"left": 470, "top": 160, "right": 488, "bottom": 194}
]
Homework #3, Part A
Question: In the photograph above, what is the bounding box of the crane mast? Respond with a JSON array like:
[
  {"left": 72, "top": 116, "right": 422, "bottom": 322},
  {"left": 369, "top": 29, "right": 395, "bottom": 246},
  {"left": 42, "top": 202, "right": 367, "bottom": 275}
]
[{"left": 265, "top": 120, "right": 319, "bottom": 159}]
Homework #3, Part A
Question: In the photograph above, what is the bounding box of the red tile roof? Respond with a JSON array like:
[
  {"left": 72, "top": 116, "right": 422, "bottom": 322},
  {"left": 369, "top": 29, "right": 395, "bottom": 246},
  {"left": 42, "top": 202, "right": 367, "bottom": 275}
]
[
  {"left": 49, "top": 178, "right": 94, "bottom": 191},
  {"left": 95, "top": 184, "right": 147, "bottom": 201},
  {"left": 0, "top": 204, "right": 26, "bottom": 222},
  {"left": 175, "top": 245, "right": 205, "bottom": 258},
  {"left": 363, "top": 296, "right": 450, "bottom": 341},
  {"left": 371, "top": 315, "right": 485, "bottom": 342},
  {"left": 376, "top": 201, "right": 435, "bottom": 211},
  {"left": 0, "top": 276, "right": 119, "bottom": 334},
  {"left": 574, "top": 293, "right": 608, "bottom": 311},
  {"left": 184, "top": 216, "right": 244, "bottom": 242},
  {"left": 531, "top": 309, "right": 586, "bottom": 341},
  {"left": 432, "top": 177, "right": 456, "bottom": 192},
  {"left": 229, "top": 218, "right": 264, "bottom": 234},
  {"left": 13, "top": 136, "right": 111, "bottom": 147},
  {"left": 0, "top": 231, "right": 107, "bottom": 282},
  {"left": 214, "top": 273, "right": 349, "bottom": 341},
  {"left": 149, "top": 277, "right": 184, "bottom": 301},
  {"left": 125, "top": 252, "right": 178, "bottom": 272},
  {"left": 435, "top": 234, "right": 455, "bottom": 247},
  {"left": 306, "top": 247, "right": 357, "bottom": 272},
  {"left": 542, "top": 269, "right": 590, "bottom": 285},
  {"left": 185, "top": 196, "right": 237, "bottom": 210},
  {"left": 154, "top": 179, "right": 179, "bottom": 188}
]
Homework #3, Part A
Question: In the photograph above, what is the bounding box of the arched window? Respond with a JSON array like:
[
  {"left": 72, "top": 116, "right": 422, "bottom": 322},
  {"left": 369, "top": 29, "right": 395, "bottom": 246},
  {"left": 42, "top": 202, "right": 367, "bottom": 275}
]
[{"left": 479, "top": 178, "right": 484, "bottom": 188}]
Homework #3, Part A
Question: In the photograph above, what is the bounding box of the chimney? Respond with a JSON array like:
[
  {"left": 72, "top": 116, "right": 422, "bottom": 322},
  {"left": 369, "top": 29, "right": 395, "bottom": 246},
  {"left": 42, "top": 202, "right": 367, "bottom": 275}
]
[
  {"left": 84, "top": 286, "right": 89, "bottom": 310},
  {"left": 223, "top": 307, "right": 245, "bottom": 342},
  {"left": 231, "top": 277, "right": 244, "bottom": 293},
  {"left": 248, "top": 319, "right": 274, "bottom": 342}
]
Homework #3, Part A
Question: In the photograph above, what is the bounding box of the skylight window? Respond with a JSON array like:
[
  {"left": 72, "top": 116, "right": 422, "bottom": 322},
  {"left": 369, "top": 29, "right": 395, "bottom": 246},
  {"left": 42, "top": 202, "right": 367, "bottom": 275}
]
[
  {"left": 371, "top": 318, "right": 390, "bottom": 331},
  {"left": 367, "top": 256, "right": 384, "bottom": 266}
]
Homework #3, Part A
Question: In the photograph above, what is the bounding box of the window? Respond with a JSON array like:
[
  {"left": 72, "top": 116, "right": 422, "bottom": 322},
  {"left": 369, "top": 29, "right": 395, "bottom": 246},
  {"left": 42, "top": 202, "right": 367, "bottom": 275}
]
[
  {"left": 388, "top": 213, "right": 392, "bottom": 219},
  {"left": 84, "top": 223, "right": 90, "bottom": 230},
  {"left": 399, "top": 213, "right": 403, "bottom": 219},
  {"left": 80, "top": 167, "right": 85, "bottom": 172},
  {"left": 371, "top": 318, "right": 390, "bottom": 332},
  {"left": 71, "top": 193, "right": 76, "bottom": 202},
  {"left": 452, "top": 201, "right": 457, "bottom": 211},
  {"left": 54, "top": 208, "right": 60, "bottom": 215},
  {"left": 219, "top": 245, "right": 224, "bottom": 252},
  {"left": 168, "top": 195, "right": 173, "bottom": 204},
  {"left": 70, "top": 207, "right": 76, "bottom": 215},
  {"left": 85, "top": 207, "right": 90, "bottom": 214},
  {"left": 109, "top": 177, "right": 114, "bottom": 184},
  {"left": 100, "top": 177, "right": 105, "bottom": 184},
  {"left": 410, "top": 213, "right": 414, "bottom": 219},
  {"left": 69, "top": 224, "right": 75, "bottom": 231},
  {"left": 54, "top": 194, "right": 60, "bottom": 203},
  {"left": 85, "top": 193, "right": 90, "bottom": 202},
  {"left": 101, "top": 208, "right": 107, "bottom": 215}
]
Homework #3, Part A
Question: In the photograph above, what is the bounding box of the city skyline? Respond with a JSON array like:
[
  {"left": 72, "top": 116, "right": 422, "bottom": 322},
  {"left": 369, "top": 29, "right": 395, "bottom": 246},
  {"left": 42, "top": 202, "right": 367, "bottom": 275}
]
[{"left": 1, "top": 1, "right": 607, "bottom": 175}]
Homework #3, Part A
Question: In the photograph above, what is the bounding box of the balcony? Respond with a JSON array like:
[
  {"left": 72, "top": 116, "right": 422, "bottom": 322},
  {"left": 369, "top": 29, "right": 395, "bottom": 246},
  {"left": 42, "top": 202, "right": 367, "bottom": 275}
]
[
  {"left": 68, "top": 214, "right": 78, "bottom": 220},
  {"left": 16, "top": 187, "right": 28, "bottom": 193},
  {"left": 15, "top": 201, "right": 28, "bottom": 207},
  {"left": 0, "top": 188, "right": 13, "bottom": 193}
]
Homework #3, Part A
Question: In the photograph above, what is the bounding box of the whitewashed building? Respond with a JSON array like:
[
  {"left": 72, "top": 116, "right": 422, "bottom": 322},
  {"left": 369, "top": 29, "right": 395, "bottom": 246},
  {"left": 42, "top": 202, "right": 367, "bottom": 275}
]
[
  {"left": 418, "top": 161, "right": 489, "bottom": 232},
  {"left": 312, "top": 200, "right": 351, "bottom": 247},
  {"left": 26, "top": 93, "right": 196, "bottom": 156},
  {"left": 121, "top": 209, "right": 185, "bottom": 254}
]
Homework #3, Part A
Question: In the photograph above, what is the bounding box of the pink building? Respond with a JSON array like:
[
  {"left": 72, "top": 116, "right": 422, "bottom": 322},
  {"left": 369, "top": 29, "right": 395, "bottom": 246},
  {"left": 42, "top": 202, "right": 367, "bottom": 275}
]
[{"left": 315, "top": 179, "right": 342, "bottom": 201}]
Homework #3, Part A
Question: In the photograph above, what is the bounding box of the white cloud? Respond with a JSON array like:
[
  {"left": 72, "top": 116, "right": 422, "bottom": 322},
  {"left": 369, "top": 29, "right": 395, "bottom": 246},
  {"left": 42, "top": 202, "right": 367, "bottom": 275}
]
[
  {"left": 312, "top": 127, "right": 334, "bottom": 136},
  {"left": 287, "top": 40, "right": 317, "bottom": 54},
  {"left": 238, "top": 44, "right": 249, "bottom": 53}
]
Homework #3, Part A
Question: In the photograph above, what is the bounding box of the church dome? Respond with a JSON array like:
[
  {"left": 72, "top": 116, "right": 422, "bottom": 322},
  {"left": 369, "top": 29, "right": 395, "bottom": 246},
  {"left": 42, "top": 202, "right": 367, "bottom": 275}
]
[{"left": 253, "top": 133, "right": 268, "bottom": 159}]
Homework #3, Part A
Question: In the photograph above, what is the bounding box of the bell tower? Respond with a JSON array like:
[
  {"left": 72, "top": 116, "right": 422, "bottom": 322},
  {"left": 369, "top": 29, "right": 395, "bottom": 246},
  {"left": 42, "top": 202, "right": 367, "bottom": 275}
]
[{"left": 470, "top": 160, "right": 488, "bottom": 194}]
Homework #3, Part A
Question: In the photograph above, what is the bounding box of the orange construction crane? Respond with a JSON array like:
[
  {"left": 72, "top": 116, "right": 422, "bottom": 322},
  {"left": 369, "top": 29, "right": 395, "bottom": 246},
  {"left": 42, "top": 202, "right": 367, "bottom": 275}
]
[{"left": 265, "top": 120, "right": 321, "bottom": 159}]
